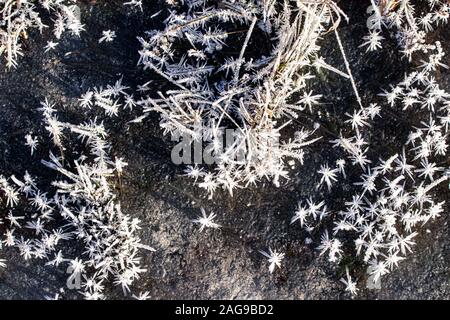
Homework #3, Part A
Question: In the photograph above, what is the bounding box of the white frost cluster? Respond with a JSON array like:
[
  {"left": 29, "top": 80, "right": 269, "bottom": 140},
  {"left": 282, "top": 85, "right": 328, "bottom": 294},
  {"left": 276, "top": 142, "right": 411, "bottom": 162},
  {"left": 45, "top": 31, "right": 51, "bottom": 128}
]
[
  {"left": 135, "top": 0, "right": 347, "bottom": 197},
  {"left": 366, "top": 0, "right": 450, "bottom": 59},
  {"left": 0, "top": 84, "right": 154, "bottom": 299},
  {"left": 0, "top": 0, "right": 84, "bottom": 68}
]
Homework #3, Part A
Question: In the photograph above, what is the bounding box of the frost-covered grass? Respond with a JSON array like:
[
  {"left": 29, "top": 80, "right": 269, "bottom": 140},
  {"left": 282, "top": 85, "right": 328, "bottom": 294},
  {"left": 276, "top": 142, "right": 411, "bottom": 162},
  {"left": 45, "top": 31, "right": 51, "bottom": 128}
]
[{"left": 0, "top": 0, "right": 449, "bottom": 299}]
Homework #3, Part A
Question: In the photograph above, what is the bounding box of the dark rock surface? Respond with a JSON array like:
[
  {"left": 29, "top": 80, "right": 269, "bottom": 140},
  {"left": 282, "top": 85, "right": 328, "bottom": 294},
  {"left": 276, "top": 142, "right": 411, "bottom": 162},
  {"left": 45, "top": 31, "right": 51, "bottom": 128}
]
[{"left": 0, "top": 0, "right": 448, "bottom": 299}]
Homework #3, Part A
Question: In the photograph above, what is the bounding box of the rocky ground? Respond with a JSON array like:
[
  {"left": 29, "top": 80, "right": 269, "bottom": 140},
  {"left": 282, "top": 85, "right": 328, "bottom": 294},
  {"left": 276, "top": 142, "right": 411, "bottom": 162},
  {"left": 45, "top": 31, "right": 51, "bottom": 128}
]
[{"left": 0, "top": 0, "right": 448, "bottom": 299}]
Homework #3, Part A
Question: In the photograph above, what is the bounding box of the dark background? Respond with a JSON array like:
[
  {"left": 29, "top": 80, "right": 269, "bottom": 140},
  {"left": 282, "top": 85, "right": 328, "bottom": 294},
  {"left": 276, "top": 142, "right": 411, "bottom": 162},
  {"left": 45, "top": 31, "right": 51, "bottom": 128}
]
[{"left": 0, "top": 0, "right": 448, "bottom": 299}]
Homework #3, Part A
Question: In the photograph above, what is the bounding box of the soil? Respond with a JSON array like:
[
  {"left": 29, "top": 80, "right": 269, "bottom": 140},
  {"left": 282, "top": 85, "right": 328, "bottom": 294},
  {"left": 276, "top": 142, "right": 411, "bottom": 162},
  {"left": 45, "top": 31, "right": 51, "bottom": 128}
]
[{"left": 0, "top": 0, "right": 448, "bottom": 299}]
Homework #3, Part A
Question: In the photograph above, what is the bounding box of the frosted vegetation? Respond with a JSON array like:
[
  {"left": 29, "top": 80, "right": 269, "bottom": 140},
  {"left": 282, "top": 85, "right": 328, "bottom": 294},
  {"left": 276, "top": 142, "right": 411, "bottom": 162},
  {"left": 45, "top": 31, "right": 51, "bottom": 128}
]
[{"left": 0, "top": 0, "right": 449, "bottom": 299}]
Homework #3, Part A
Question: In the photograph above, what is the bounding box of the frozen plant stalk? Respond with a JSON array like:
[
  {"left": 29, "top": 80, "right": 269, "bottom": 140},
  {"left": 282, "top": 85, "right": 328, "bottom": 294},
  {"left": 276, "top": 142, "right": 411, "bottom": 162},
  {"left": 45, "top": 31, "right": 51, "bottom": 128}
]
[
  {"left": 0, "top": 0, "right": 84, "bottom": 68},
  {"left": 136, "top": 0, "right": 346, "bottom": 197}
]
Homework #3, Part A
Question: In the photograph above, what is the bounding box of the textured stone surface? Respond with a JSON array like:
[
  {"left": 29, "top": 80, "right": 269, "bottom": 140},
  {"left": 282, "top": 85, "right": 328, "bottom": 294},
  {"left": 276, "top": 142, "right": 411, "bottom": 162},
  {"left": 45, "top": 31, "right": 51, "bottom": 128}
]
[{"left": 0, "top": 0, "right": 448, "bottom": 299}]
